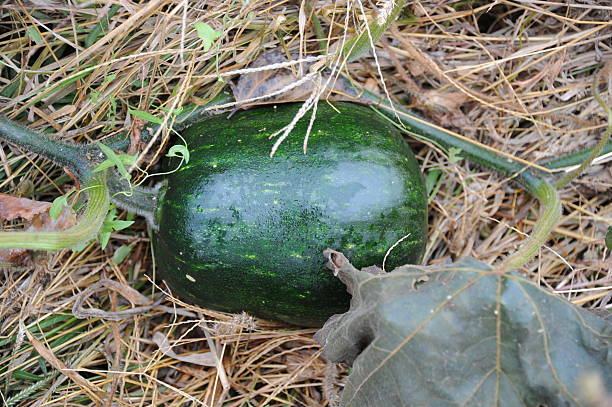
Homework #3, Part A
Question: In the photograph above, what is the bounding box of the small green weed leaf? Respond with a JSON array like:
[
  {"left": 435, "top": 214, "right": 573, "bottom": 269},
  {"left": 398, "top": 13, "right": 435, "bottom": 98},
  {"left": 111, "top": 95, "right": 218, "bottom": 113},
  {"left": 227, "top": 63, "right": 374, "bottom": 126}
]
[
  {"left": 397, "top": 12, "right": 419, "bottom": 25},
  {"left": 425, "top": 169, "right": 442, "bottom": 201},
  {"left": 128, "top": 109, "right": 163, "bottom": 125},
  {"left": 112, "top": 245, "right": 132, "bottom": 265},
  {"left": 89, "top": 91, "right": 101, "bottom": 104},
  {"left": 159, "top": 106, "right": 184, "bottom": 115},
  {"left": 316, "top": 251, "right": 612, "bottom": 407},
  {"left": 109, "top": 95, "right": 117, "bottom": 115},
  {"left": 92, "top": 159, "right": 111, "bottom": 173},
  {"left": 85, "top": 4, "right": 120, "bottom": 47},
  {"left": 89, "top": 75, "right": 117, "bottom": 105},
  {"left": 99, "top": 207, "right": 117, "bottom": 249},
  {"left": 26, "top": 27, "right": 44, "bottom": 45},
  {"left": 49, "top": 195, "right": 68, "bottom": 221},
  {"left": 606, "top": 226, "right": 612, "bottom": 250},
  {"left": 194, "top": 22, "right": 222, "bottom": 51},
  {"left": 166, "top": 144, "right": 190, "bottom": 164},
  {"left": 448, "top": 147, "right": 463, "bottom": 163},
  {"left": 100, "top": 206, "right": 117, "bottom": 232},
  {"left": 101, "top": 74, "right": 117, "bottom": 86},
  {"left": 99, "top": 206, "right": 134, "bottom": 250},
  {"left": 96, "top": 143, "right": 131, "bottom": 182},
  {"left": 132, "top": 80, "right": 149, "bottom": 88},
  {"left": 93, "top": 153, "right": 138, "bottom": 173},
  {"left": 13, "top": 369, "right": 44, "bottom": 382},
  {"left": 0, "top": 78, "right": 21, "bottom": 98},
  {"left": 99, "top": 231, "right": 111, "bottom": 250},
  {"left": 109, "top": 220, "right": 134, "bottom": 231}
]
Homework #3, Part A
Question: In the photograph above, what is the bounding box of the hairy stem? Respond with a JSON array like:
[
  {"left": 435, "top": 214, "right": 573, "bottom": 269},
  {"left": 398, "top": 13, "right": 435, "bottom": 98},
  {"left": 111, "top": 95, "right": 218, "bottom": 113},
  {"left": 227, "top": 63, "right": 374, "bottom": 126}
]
[
  {"left": 498, "top": 179, "right": 561, "bottom": 271},
  {"left": 108, "top": 175, "right": 161, "bottom": 229},
  {"left": 0, "top": 174, "right": 110, "bottom": 250},
  {"left": 0, "top": 116, "right": 93, "bottom": 180}
]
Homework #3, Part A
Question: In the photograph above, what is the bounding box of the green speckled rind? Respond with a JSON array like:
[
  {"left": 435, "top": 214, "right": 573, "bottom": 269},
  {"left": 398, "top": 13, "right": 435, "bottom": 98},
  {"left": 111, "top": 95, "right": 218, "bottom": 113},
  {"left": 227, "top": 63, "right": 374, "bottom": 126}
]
[{"left": 154, "top": 102, "right": 427, "bottom": 326}]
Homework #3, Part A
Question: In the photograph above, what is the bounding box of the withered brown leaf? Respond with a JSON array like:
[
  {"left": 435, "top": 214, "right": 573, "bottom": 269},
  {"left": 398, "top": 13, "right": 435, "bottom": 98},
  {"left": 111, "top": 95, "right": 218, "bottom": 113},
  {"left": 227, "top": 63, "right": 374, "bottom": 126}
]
[
  {"left": 153, "top": 332, "right": 217, "bottom": 367},
  {"left": 0, "top": 193, "right": 51, "bottom": 221},
  {"left": 232, "top": 50, "right": 364, "bottom": 108},
  {"left": 0, "top": 194, "right": 76, "bottom": 265},
  {"left": 418, "top": 89, "right": 472, "bottom": 129}
]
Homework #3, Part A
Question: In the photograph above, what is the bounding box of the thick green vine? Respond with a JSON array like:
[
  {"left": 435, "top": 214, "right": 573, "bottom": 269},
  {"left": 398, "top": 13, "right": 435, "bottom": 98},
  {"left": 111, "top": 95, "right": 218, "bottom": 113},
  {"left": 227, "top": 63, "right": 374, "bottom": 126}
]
[
  {"left": 0, "top": 174, "right": 110, "bottom": 251},
  {"left": 499, "top": 178, "right": 561, "bottom": 272}
]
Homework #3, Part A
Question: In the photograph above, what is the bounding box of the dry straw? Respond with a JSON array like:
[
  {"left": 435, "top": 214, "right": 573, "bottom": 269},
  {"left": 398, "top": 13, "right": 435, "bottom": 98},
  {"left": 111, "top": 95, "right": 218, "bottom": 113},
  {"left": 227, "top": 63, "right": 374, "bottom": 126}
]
[{"left": 0, "top": 1, "right": 610, "bottom": 405}]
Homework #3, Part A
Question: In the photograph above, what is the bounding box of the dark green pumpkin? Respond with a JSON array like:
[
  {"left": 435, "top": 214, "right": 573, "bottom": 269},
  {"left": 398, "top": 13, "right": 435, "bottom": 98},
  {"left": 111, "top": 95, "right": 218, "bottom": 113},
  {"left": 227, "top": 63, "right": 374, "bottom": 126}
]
[{"left": 153, "top": 102, "right": 427, "bottom": 326}]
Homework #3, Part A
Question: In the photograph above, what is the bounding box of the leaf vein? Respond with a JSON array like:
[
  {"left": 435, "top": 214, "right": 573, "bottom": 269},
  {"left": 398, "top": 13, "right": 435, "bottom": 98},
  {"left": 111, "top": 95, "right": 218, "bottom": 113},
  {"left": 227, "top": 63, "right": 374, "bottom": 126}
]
[
  {"left": 515, "top": 281, "right": 579, "bottom": 405},
  {"left": 345, "top": 273, "right": 486, "bottom": 405}
]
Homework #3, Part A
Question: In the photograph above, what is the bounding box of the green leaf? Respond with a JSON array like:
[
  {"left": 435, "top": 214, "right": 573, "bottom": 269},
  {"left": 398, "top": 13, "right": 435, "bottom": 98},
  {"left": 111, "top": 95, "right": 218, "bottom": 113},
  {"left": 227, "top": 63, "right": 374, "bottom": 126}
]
[
  {"left": 100, "top": 207, "right": 117, "bottom": 231},
  {"left": 340, "top": 0, "right": 406, "bottom": 62},
  {"left": 85, "top": 4, "right": 121, "bottom": 48},
  {"left": 128, "top": 108, "right": 163, "bottom": 125},
  {"left": 132, "top": 80, "right": 149, "bottom": 88},
  {"left": 111, "top": 245, "right": 132, "bottom": 265},
  {"left": 96, "top": 143, "right": 131, "bottom": 182},
  {"left": 99, "top": 206, "right": 134, "bottom": 250},
  {"left": 99, "top": 231, "right": 111, "bottom": 250},
  {"left": 425, "top": 169, "right": 442, "bottom": 202},
  {"left": 92, "top": 153, "right": 137, "bottom": 173},
  {"left": 166, "top": 144, "right": 190, "bottom": 164},
  {"left": 13, "top": 369, "right": 44, "bottom": 382},
  {"left": 89, "top": 91, "right": 101, "bottom": 105},
  {"left": 448, "top": 146, "right": 463, "bottom": 163},
  {"left": 26, "top": 27, "right": 44, "bottom": 45},
  {"left": 101, "top": 74, "right": 117, "bottom": 86},
  {"left": 606, "top": 226, "right": 612, "bottom": 250},
  {"left": 99, "top": 207, "right": 116, "bottom": 249},
  {"left": 49, "top": 195, "right": 68, "bottom": 221},
  {"left": 315, "top": 251, "right": 612, "bottom": 407},
  {"left": 0, "top": 78, "right": 21, "bottom": 98},
  {"left": 158, "top": 106, "right": 184, "bottom": 115},
  {"left": 194, "top": 22, "right": 222, "bottom": 52},
  {"left": 109, "top": 220, "right": 134, "bottom": 231}
]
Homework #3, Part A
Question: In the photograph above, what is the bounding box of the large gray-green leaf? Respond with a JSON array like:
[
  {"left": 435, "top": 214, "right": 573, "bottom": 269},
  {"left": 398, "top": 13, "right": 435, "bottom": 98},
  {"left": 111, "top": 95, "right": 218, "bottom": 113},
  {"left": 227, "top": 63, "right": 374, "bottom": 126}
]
[{"left": 315, "top": 250, "right": 611, "bottom": 407}]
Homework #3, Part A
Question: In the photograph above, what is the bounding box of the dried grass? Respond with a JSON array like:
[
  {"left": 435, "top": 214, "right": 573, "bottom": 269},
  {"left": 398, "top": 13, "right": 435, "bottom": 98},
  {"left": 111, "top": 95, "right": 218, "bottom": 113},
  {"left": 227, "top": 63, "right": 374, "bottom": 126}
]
[{"left": 0, "top": 1, "right": 610, "bottom": 406}]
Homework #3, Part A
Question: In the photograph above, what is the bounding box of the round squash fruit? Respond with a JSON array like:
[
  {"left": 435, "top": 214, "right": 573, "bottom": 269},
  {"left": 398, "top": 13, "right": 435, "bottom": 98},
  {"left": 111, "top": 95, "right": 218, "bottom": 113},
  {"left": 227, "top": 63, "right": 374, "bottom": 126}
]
[{"left": 153, "top": 102, "right": 427, "bottom": 326}]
